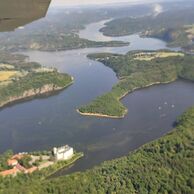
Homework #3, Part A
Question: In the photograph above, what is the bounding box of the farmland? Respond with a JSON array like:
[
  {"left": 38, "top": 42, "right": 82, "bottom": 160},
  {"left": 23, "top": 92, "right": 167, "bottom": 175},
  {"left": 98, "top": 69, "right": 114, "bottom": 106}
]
[{"left": 0, "top": 71, "right": 21, "bottom": 82}]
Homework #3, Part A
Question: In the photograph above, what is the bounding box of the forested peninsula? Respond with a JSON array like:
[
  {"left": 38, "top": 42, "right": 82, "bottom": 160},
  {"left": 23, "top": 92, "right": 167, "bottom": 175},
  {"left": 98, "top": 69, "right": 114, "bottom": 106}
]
[
  {"left": 100, "top": 8, "right": 194, "bottom": 52},
  {"left": 0, "top": 52, "right": 73, "bottom": 108},
  {"left": 78, "top": 51, "right": 194, "bottom": 118}
]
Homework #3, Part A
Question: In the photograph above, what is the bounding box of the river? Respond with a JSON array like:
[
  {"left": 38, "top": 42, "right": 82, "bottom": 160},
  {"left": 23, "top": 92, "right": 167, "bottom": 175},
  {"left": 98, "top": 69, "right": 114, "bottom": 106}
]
[{"left": 0, "top": 19, "right": 193, "bottom": 175}]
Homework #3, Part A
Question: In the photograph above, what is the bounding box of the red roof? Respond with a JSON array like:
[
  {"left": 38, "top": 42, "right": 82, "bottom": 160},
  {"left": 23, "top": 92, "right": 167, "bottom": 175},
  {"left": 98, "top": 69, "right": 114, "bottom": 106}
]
[
  {"left": 7, "top": 159, "right": 18, "bottom": 166},
  {"left": 0, "top": 168, "right": 19, "bottom": 177},
  {"left": 12, "top": 154, "right": 24, "bottom": 160}
]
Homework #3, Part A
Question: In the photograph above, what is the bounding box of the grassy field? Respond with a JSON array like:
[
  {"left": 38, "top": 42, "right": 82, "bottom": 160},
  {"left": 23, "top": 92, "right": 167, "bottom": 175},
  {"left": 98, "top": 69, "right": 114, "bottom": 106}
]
[
  {"left": 0, "top": 71, "right": 20, "bottom": 82},
  {"left": 133, "top": 52, "right": 184, "bottom": 61},
  {"left": 0, "top": 64, "right": 15, "bottom": 70}
]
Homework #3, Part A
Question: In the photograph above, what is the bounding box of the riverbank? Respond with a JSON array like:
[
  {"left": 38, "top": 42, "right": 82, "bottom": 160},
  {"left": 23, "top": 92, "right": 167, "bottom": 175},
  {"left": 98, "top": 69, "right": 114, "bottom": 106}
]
[
  {"left": 46, "top": 152, "right": 84, "bottom": 178},
  {"left": 1, "top": 18, "right": 194, "bottom": 179},
  {"left": 76, "top": 109, "right": 126, "bottom": 119},
  {"left": 78, "top": 50, "right": 194, "bottom": 118},
  {"left": 0, "top": 148, "right": 84, "bottom": 179},
  {"left": 1, "top": 106, "right": 194, "bottom": 193},
  {"left": 0, "top": 79, "right": 74, "bottom": 109},
  {"left": 0, "top": 76, "right": 74, "bottom": 110},
  {"left": 39, "top": 107, "right": 194, "bottom": 193},
  {"left": 0, "top": 52, "right": 74, "bottom": 110},
  {"left": 77, "top": 80, "right": 176, "bottom": 119},
  {"left": 0, "top": 33, "right": 129, "bottom": 53}
]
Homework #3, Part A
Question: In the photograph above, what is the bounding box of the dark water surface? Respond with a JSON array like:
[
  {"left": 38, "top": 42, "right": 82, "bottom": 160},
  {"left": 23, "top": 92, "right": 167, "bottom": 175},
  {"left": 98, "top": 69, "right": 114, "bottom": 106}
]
[{"left": 0, "top": 19, "right": 193, "bottom": 175}]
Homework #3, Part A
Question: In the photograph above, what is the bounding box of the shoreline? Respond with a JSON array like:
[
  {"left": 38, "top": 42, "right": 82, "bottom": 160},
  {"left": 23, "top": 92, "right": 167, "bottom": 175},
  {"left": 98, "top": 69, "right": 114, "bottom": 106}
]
[
  {"left": 118, "top": 79, "right": 177, "bottom": 101},
  {"left": 0, "top": 79, "right": 74, "bottom": 110},
  {"left": 12, "top": 41, "right": 129, "bottom": 53},
  {"left": 45, "top": 152, "right": 84, "bottom": 179},
  {"left": 76, "top": 109, "right": 126, "bottom": 119},
  {"left": 77, "top": 79, "right": 177, "bottom": 119}
]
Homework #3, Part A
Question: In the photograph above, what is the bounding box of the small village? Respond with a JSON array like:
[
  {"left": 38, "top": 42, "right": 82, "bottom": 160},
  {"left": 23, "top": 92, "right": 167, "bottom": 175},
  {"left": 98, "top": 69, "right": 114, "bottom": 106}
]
[{"left": 0, "top": 145, "right": 74, "bottom": 177}]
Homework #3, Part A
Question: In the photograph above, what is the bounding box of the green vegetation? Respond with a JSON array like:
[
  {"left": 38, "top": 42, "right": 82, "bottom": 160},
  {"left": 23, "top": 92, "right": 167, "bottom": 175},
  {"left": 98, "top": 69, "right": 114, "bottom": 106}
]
[
  {"left": 101, "top": 8, "right": 194, "bottom": 36},
  {"left": 0, "top": 52, "right": 73, "bottom": 108},
  {"left": 0, "top": 150, "right": 13, "bottom": 171},
  {"left": 78, "top": 51, "right": 194, "bottom": 118},
  {"left": 147, "top": 27, "right": 190, "bottom": 48},
  {"left": 0, "top": 72, "right": 73, "bottom": 106},
  {"left": 0, "top": 152, "right": 84, "bottom": 193},
  {"left": 18, "top": 155, "right": 32, "bottom": 169},
  {"left": 145, "top": 24, "right": 194, "bottom": 51},
  {"left": 45, "top": 152, "right": 84, "bottom": 178},
  {"left": 100, "top": 8, "right": 194, "bottom": 52},
  {"left": 1, "top": 107, "right": 194, "bottom": 193},
  {"left": 0, "top": 6, "right": 149, "bottom": 52},
  {"left": 0, "top": 33, "right": 128, "bottom": 52}
]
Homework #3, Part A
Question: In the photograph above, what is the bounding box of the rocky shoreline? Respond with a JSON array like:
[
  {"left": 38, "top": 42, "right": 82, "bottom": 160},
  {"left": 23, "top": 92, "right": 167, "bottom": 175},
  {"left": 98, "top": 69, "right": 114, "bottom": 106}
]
[
  {"left": 0, "top": 80, "right": 73, "bottom": 109},
  {"left": 76, "top": 109, "right": 126, "bottom": 119}
]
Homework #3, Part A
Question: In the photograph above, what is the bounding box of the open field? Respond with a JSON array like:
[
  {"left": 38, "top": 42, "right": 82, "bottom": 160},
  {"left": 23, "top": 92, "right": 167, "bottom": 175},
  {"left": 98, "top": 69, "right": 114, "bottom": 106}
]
[
  {"left": 133, "top": 52, "right": 184, "bottom": 61},
  {"left": 0, "top": 71, "right": 20, "bottom": 82},
  {"left": 0, "top": 64, "right": 15, "bottom": 70},
  {"left": 32, "top": 67, "right": 55, "bottom": 73}
]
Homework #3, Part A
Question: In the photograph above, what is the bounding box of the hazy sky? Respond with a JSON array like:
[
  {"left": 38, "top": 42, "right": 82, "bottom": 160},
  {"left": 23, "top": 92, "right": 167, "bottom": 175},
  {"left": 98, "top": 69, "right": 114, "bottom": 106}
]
[{"left": 51, "top": 0, "right": 159, "bottom": 7}]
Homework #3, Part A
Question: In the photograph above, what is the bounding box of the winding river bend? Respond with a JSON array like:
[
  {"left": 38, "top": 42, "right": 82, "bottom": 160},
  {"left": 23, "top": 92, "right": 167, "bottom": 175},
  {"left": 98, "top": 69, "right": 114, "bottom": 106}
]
[{"left": 0, "top": 20, "right": 194, "bottom": 175}]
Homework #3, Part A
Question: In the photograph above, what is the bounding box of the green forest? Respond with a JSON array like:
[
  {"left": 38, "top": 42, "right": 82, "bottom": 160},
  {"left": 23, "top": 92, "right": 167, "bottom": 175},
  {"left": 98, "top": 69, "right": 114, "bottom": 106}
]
[
  {"left": 1, "top": 2, "right": 194, "bottom": 193},
  {"left": 1, "top": 106, "right": 194, "bottom": 193},
  {"left": 100, "top": 8, "right": 194, "bottom": 52},
  {"left": 79, "top": 51, "right": 194, "bottom": 117},
  {"left": 0, "top": 52, "right": 73, "bottom": 108},
  {"left": 0, "top": 33, "right": 128, "bottom": 52}
]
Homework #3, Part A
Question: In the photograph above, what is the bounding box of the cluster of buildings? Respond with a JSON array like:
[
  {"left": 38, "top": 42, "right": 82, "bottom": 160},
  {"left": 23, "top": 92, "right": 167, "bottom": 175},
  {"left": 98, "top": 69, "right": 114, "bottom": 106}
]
[
  {"left": 0, "top": 154, "right": 37, "bottom": 177},
  {"left": 0, "top": 145, "right": 74, "bottom": 177}
]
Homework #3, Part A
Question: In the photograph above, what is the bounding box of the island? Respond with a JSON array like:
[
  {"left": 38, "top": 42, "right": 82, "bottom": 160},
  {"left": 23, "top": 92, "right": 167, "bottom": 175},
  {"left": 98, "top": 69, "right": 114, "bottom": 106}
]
[
  {"left": 78, "top": 51, "right": 194, "bottom": 118},
  {"left": 0, "top": 52, "right": 73, "bottom": 108}
]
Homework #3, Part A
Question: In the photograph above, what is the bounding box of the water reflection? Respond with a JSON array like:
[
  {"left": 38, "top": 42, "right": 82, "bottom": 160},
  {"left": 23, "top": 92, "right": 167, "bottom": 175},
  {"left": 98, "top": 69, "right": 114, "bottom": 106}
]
[{"left": 0, "top": 0, "right": 51, "bottom": 32}]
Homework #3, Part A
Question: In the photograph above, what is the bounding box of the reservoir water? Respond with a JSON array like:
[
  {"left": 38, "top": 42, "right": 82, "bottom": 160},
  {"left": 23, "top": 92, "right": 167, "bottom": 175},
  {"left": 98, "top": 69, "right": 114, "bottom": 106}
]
[{"left": 0, "top": 19, "right": 193, "bottom": 175}]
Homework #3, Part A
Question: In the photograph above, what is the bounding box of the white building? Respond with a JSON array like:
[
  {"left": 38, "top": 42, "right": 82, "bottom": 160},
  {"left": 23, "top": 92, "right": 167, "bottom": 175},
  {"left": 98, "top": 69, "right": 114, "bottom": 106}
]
[{"left": 53, "top": 145, "right": 74, "bottom": 161}]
